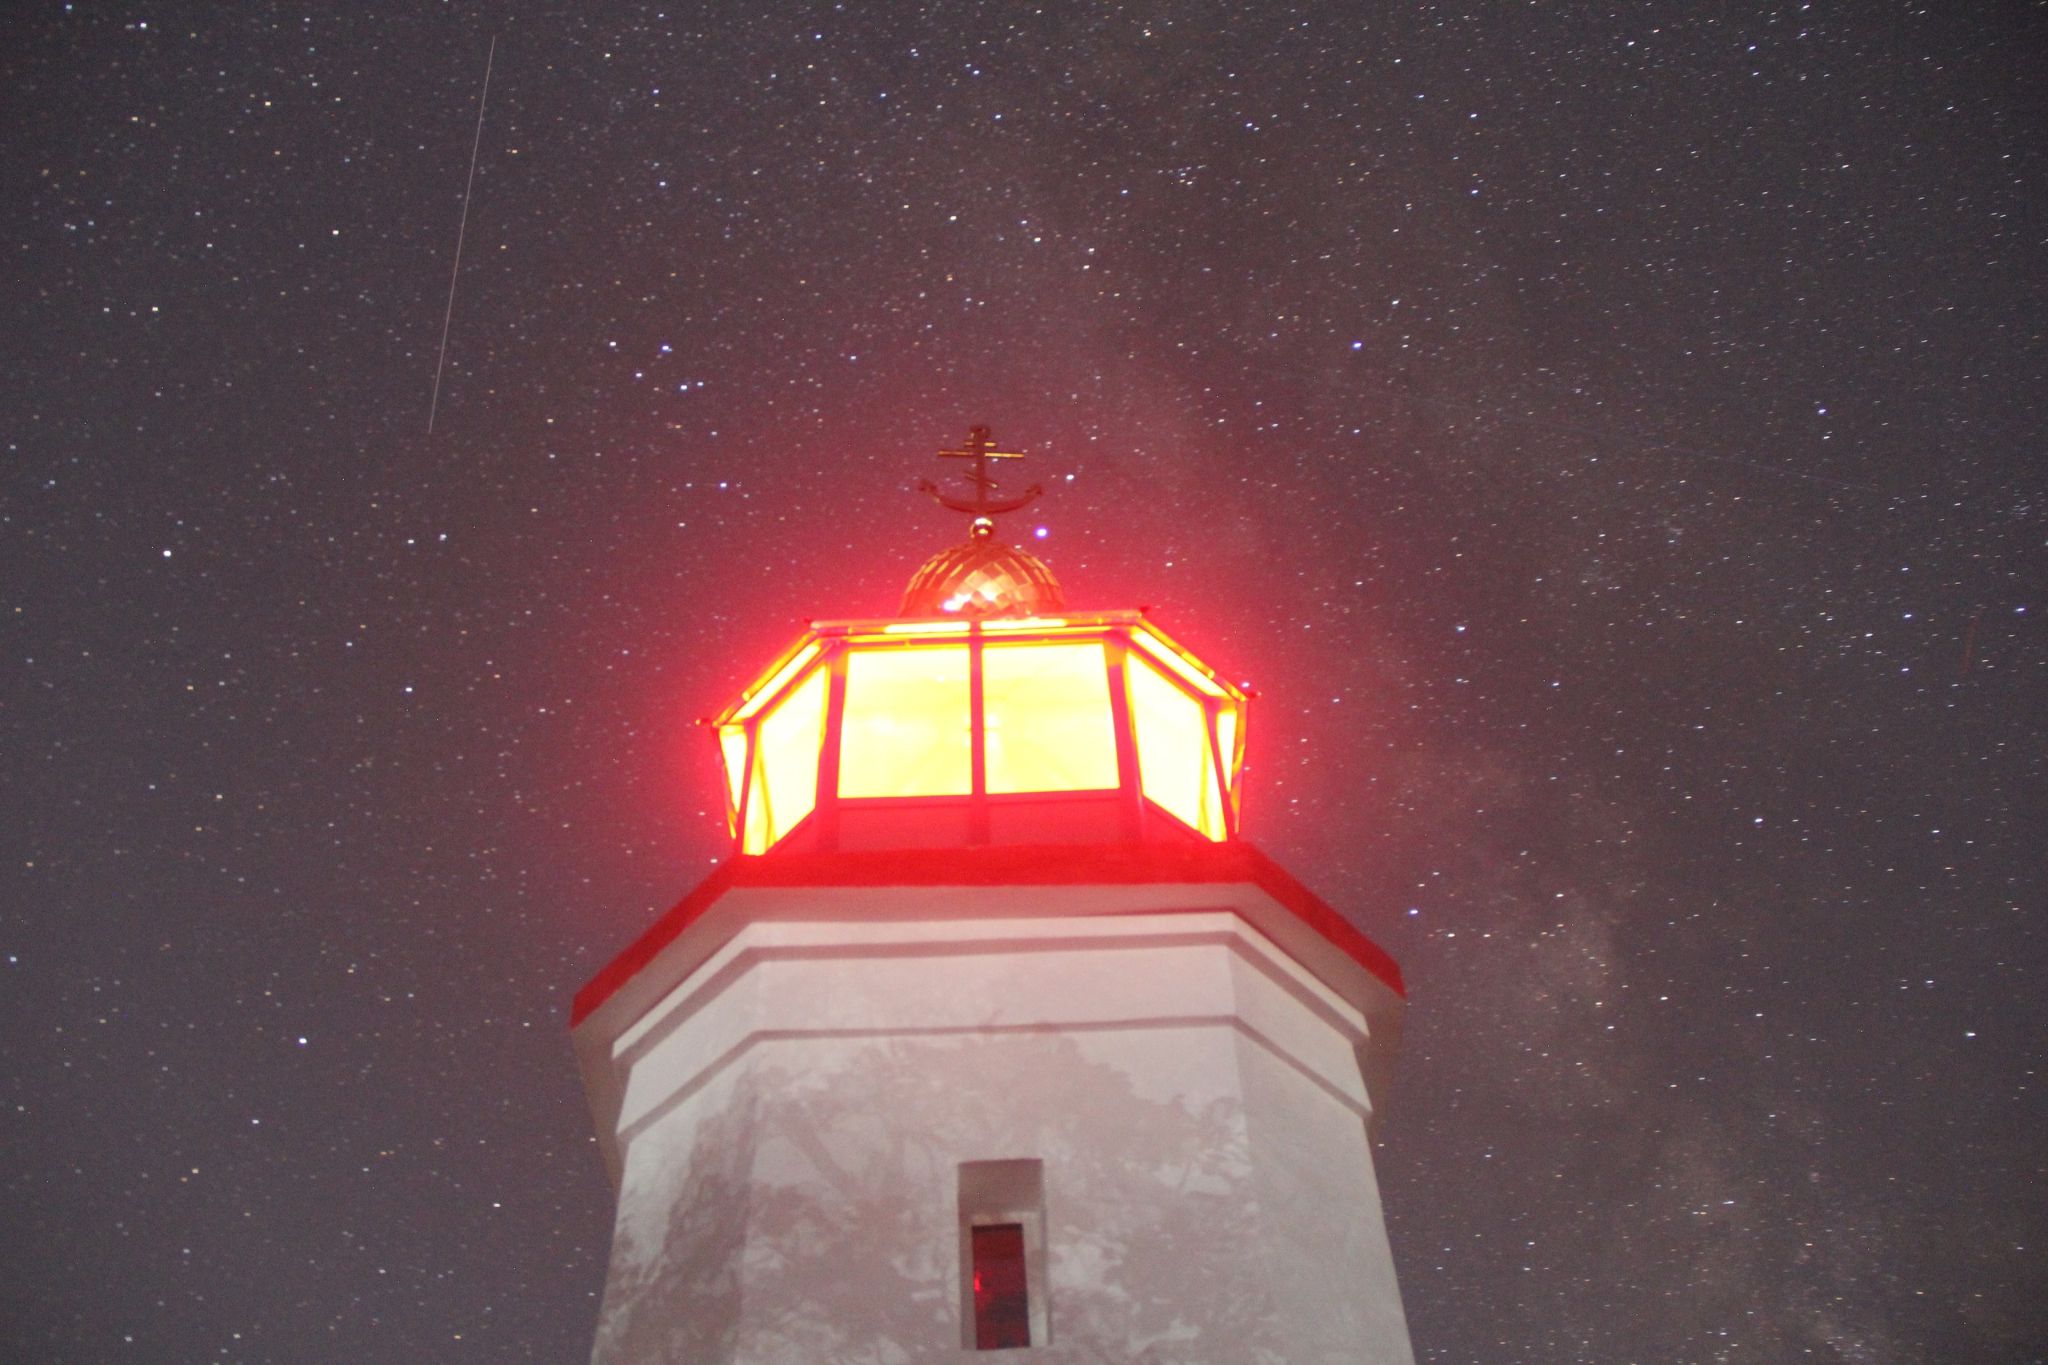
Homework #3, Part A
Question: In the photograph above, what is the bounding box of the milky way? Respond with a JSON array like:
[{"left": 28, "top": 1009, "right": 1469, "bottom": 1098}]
[{"left": 5, "top": 5, "right": 2042, "bottom": 1360}]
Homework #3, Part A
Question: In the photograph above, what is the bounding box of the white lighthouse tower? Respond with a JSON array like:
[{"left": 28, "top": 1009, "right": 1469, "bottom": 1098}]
[{"left": 571, "top": 428, "right": 1414, "bottom": 1362}]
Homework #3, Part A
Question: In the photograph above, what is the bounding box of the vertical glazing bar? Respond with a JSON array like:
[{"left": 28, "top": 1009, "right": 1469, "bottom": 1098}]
[{"left": 967, "top": 623, "right": 989, "bottom": 844}]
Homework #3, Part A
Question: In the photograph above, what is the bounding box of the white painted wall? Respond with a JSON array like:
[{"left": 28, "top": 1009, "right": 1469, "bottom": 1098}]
[{"left": 582, "top": 907, "right": 1414, "bottom": 1364}]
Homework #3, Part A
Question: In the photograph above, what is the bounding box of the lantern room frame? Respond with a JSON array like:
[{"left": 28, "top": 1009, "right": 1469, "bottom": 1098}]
[{"left": 708, "top": 610, "right": 1249, "bottom": 855}]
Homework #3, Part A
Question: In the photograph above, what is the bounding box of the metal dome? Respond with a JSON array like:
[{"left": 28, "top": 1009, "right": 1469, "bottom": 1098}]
[{"left": 901, "top": 523, "right": 1066, "bottom": 617}]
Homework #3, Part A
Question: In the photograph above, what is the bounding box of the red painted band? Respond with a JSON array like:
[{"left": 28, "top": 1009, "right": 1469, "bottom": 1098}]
[{"left": 570, "top": 841, "right": 1404, "bottom": 1027}]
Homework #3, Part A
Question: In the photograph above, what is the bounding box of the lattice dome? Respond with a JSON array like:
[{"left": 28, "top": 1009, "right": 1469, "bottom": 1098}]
[{"left": 901, "top": 527, "right": 1066, "bottom": 617}]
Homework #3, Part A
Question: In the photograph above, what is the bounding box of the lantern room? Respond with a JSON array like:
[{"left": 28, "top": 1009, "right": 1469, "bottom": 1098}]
[
  {"left": 710, "top": 611, "right": 1248, "bottom": 855},
  {"left": 578, "top": 426, "right": 1414, "bottom": 1364}
]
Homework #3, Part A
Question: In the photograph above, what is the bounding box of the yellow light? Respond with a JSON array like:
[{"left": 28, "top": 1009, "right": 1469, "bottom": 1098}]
[
  {"left": 730, "top": 641, "right": 823, "bottom": 723},
  {"left": 983, "top": 642, "right": 1119, "bottom": 793},
  {"left": 718, "top": 724, "right": 749, "bottom": 841},
  {"left": 747, "top": 665, "right": 828, "bottom": 852},
  {"left": 1198, "top": 724, "right": 1228, "bottom": 836},
  {"left": 1128, "top": 653, "right": 1225, "bottom": 839},
  {"left": 1130, "top": 628, "right": 1228, "bottom": 698},
  {"left": 838, "top": 645, "right": 972, "bottom": 797},
  {"left": 1216, "top": 703, "right": 1242, "bottom": 795},
  {"left": 981, "top": 617, "right": 1070, "bottom": 631},
  {"left": 878, "top": 621, "right": 973, "bottom": 635}
]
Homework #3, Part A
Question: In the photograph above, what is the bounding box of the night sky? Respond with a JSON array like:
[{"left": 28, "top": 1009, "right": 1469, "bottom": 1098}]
[{"left": 5, "top": 3, "right": 2043, "bottom": 1361}]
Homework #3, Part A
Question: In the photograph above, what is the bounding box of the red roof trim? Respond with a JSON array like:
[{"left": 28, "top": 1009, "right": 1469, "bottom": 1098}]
[{"left": 570, "top": 842, "right": 1404, "bottom": 1027}]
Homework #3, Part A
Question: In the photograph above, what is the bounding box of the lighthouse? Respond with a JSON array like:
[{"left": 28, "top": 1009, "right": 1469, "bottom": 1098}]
[{"left": 570, "top": 428, "right": 1414, "bottom": 1362}]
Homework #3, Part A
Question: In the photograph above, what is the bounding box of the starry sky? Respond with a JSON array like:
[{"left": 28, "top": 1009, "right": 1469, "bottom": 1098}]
[{"left": 5, "top": 3, "right": 2043, "bottom": 1361}]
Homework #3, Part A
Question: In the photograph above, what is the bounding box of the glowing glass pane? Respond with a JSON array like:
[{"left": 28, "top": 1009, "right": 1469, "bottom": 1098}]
[
  {"left": 718, "top": 724, "right": 750, "bottom": 841},
  {"left": 732, "top": 641, "right": 822, "bottom": 722},
  {"left": 1128, "top": 655, "right": 1224, "bottom": 839},
  {"left": 1198, "top": 722, "right": 1227, "bottom": 836},
  {"left": 839, "top": 646, "right": 971, "bottom": 797},
  {"left": 750, "top": 664, "right": 827, "bottom": 850},
  {"left": 982, "top": 642, "right": 1119, "bottom": 794},
  {"left": 1215, "top": 703, "right": 1242, "bottom": 823},
  {"left": 982, "top": 616, "right": 1068, "bottom": 631},
  {"left": 1131, "top": 628, "right": 1227, "bottom": 697},
  {"left": 878, "top": 621, "right": 971, "bottom": 636}
]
